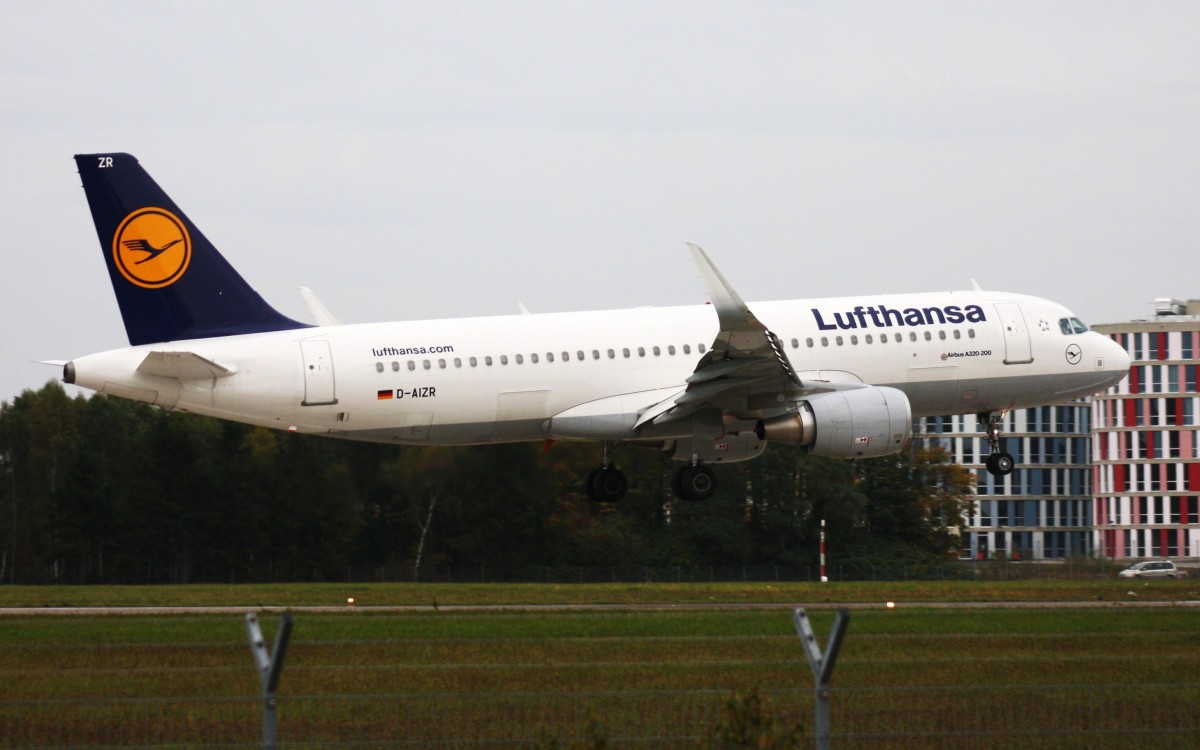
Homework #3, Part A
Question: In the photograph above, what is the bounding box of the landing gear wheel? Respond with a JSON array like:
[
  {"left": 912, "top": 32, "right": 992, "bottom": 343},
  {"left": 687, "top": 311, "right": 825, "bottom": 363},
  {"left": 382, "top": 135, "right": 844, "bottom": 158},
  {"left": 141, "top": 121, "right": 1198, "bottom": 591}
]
[
  {"left": 985, "top": 452, "right": 1014, "bottom": 477},
  {"left": 587, "top": 466, "right": 627, "bottom": 503},
  {"left": 979, "top": 410, "right": 1016, "bottom": 478},
  {"left": 673, "top": 464, "right": 717, "bottom": 502}
]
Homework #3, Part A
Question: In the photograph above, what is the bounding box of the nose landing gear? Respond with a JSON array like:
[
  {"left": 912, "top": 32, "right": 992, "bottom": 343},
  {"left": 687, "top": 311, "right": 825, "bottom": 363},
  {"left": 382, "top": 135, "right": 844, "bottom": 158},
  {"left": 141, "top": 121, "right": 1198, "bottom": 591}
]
[{"left": 980, "top": 411, "right": 1015, "bottom": 477}]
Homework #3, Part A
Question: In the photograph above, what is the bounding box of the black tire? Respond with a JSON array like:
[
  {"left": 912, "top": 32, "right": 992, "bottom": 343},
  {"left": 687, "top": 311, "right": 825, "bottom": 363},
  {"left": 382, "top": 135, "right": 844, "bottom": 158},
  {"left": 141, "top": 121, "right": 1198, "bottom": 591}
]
[
  {"left": 589, "top": 467, "right": 628, "bottom": 503},
  {"left": 584, "top": 468, "right": 602, "bottom": 502},
  {"left": 986, "top": 452, "right": 1015, "bottom": 477},
  {"left": 673, "top": 465, "right": 717, "bottom": 502}
]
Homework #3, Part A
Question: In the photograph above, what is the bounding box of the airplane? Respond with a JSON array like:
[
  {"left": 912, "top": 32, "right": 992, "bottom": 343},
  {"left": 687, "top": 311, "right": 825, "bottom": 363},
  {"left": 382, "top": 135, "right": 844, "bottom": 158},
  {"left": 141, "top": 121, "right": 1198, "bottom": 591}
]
[{"left": 62, "top": 153, "right": 1131, "bottom": 502}]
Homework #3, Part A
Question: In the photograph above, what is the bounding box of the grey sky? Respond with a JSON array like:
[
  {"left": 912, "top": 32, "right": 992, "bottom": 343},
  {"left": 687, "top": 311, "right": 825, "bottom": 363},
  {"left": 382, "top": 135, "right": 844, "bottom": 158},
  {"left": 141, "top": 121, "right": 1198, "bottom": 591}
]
[{"left": 3, "top": 1, "right": 1199, "bottom": 404}]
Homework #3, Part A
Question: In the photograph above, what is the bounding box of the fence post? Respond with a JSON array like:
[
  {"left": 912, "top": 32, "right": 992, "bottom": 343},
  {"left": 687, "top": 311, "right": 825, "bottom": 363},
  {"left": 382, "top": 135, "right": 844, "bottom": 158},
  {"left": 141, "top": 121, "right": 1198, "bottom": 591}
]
[
  {"left": 245, "top": 612, "right": 293, "bottom": 750},
  {"left": 794, "top": 607, "right": 850, "bottom": 750}
]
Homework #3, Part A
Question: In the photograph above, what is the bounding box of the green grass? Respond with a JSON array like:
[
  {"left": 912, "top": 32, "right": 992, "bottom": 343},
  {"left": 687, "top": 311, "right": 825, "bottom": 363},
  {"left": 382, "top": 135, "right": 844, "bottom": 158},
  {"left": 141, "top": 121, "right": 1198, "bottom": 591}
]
[{"left": 1, "top": 583, "right": 1198, "bottom": 747}]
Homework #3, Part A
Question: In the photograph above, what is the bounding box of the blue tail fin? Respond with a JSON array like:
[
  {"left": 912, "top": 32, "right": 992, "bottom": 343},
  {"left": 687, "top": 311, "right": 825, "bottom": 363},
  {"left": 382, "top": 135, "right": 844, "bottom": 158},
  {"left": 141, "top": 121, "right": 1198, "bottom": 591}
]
[{"left": 74, "top": 153, "right": 310, "bottom": 345}]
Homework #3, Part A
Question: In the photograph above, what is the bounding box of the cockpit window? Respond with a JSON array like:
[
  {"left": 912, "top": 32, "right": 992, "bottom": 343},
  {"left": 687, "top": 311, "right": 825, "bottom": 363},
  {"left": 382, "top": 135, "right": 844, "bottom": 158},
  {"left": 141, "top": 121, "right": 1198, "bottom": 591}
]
[{"left": 1059, "top": 317, "right": 1091, "bottom": 335}]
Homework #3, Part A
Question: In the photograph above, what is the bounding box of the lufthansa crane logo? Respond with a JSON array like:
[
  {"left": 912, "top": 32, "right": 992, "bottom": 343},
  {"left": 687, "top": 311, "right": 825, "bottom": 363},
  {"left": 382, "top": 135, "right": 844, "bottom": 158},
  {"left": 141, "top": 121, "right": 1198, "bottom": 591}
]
[{"left": 112, "top": 208, "right": 191, "bottom": 289}]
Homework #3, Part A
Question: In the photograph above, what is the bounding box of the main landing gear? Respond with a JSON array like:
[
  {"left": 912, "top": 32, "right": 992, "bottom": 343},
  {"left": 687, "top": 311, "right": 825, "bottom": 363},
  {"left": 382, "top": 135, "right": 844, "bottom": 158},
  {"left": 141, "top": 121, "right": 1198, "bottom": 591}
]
[
  {"left": 586, "top": 442, "right": 628, "bottom": 503},
  {"left": 585, "top": 444, "right": 719, "bottom": 503},
  {"left": 980, "top": 411, "right": 1015, "bottom": 477},
  {"left": 673, "top": 463, "right": 717, "bottom": 502}
]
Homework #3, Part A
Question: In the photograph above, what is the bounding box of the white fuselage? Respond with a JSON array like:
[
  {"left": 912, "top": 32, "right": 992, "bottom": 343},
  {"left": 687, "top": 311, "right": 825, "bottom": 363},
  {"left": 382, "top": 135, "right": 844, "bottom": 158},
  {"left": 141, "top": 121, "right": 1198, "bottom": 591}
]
[{"left": 67, "top": 289, "right": 1130, "bottom": 449}]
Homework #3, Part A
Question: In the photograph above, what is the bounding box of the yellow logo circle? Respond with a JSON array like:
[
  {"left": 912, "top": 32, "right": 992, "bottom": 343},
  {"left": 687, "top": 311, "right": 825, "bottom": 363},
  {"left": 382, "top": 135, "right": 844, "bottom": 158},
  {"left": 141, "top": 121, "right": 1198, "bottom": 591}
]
[{"left": 112, "top": 208, "right": 191, "bottom": 288}]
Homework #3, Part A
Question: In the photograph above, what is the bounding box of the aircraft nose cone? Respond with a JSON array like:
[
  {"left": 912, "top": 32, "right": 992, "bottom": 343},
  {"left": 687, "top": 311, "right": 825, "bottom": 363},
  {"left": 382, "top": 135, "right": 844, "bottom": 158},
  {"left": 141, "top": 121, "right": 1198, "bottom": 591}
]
[
  {"left": 1110, "top": 336, "right": 1131, "bottom": 370},
  {"left": 1101, "top": 334, "right": 1131, "bottom": 383}
]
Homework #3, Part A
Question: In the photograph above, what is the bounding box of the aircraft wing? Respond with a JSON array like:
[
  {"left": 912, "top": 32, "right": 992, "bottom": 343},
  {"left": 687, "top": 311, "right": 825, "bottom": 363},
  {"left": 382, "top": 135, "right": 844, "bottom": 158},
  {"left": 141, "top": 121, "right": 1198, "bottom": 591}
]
[{"left": 636, "top": 244, "right": 806, "bottom": 429}]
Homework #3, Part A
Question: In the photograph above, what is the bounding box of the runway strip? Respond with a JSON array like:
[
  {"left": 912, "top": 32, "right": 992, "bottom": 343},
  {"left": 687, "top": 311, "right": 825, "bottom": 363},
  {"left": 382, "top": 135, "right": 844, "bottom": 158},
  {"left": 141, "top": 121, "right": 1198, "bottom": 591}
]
[{"left": 2, "top": 599, "right": 1198, "bottom": 616}]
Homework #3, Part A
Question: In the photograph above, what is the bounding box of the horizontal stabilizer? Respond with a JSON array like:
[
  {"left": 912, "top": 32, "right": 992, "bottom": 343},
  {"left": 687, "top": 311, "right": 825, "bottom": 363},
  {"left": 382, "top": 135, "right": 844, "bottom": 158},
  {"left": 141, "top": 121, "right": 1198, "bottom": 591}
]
[
  {"left": 299, "top": 287, "right": 340, "bottom": 326},
  {"left": 137, "top": 351, "right": 237, "bottom": 380}
]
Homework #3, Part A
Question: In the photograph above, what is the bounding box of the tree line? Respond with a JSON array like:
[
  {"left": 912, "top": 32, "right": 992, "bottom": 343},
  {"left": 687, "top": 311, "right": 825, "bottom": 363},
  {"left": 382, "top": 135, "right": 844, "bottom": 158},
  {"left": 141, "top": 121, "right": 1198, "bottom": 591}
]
[{"left": 0, "top": 383, "right": 974, "bottom": 584}]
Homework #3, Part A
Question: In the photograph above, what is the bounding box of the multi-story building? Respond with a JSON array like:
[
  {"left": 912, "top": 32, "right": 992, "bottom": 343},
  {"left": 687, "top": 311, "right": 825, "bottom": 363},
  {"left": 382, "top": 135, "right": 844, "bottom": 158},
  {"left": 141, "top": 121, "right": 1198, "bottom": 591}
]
[
  {"left": 1091, "top": 300, "right": 1200, "bottom": 560},
  {"left": 915, "top": 405, "right": 1093, "bottom": 561}
]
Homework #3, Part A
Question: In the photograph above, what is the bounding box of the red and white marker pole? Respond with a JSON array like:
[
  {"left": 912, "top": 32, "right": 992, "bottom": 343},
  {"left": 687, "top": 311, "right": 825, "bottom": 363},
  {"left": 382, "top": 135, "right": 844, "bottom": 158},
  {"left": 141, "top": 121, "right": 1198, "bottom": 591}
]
[{"left": 820, "top": 518, "right": 828, "bottom": 583}]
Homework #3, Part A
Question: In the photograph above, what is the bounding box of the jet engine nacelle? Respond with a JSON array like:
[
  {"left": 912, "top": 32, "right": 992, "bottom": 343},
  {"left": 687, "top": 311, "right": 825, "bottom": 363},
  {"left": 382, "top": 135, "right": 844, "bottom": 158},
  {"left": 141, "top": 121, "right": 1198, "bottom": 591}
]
[{"left": 755, "top": 386, "right": 911, "bottom": 459}]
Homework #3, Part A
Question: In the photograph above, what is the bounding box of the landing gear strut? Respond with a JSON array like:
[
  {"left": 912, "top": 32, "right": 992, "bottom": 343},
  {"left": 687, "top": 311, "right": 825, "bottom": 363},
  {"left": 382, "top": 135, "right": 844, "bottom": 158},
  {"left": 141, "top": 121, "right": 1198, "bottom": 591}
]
[
  {"left": 980, "top": 411, "right": 1015, "bottom": 477},
  {"left": 586, "top": 442, "right": 628, "bottom": 503}
]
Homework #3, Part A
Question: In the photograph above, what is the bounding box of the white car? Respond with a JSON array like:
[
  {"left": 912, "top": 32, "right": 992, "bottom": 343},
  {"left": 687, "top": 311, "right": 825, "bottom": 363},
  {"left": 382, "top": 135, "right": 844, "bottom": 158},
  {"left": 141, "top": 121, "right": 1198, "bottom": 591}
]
[{"left": 1117, "top": 560, "right": 1182, "bottom": 579}]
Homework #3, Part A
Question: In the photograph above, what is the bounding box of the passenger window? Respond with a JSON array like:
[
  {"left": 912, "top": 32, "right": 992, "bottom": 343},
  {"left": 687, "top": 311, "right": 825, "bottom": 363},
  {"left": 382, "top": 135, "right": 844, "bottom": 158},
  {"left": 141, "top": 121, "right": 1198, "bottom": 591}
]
[
  {"left": 530, "top": 353, "right": 539, "bottom": 364},
  {"left": 895, "top": 333, "right": 902, "bottom": 343},
  {"left": 938, "top": 331, "right": 946, "bottom": 340},
  {"left": 953, "top": 330, "right": 961, "bottom": 340},
  {"left": 683, "top": 344, "right": 692, "bottom": 354},
  {"left": 637, "top": 347, "right": 645, "bottom": 357},
  {"left": 836, "top": 336, "right": 844, "bottom": 346},
  {"left": 699, "top": 343, "right": 706, "bottom": 353},
  {"left": 500, "top": 355, "right": 508, "bottom": 365},
  {"left": 546, "top": 352, "right": 554, "bottom": 362},
  {"left": 485, "top": 356, "right": 493, "bottom": 366},
  {"left": 821, "top": 337, "right": 829, "bottom": 347},
  {"left": 438, "top": 359, "right": 447, "bottom": 369},
  {"left": 453, "top": 358, "right": 462, "bottom": 368},
  {"left": 468, "top": 356, "right": 476, "bottom": 367},
  {"left": 607, "top": 349, "right": 615, "bottom": 359},
  {"left": 623, "top": 348, "right": 631, "bottom": 358},
  {"left": 668, "top": 345, "right": 676, "bottom": 355},
  {"left": 391, "top": 361, "right": 400, "bottom": 372},
  {"left": 574, "top": 351, "right": 582, "bottom": 361},
  {"left": 865, "top": 334, "right": 873, "bottom": 344},
  {"left": 592, "top": 350, "right": 600, "bottom": 359},
  {"left": 850, "top": 335, "right": 858, "bottom": 345},
  {"left": 968, "top": 329, "right": 975, "bottom": 339},
  {"left": 653, "top": 346, "right": 661, "bottom": 356},
  {"left": 791, "top": 338, "right": 799, "bottom": 348},
  {"left": 375, "top": 362, "right": 384, "bottom": 373},
  {"left": 423, "top": 360, "right": 431, "bottom": 370},
  {"left": 408, "top": 361, "right": 416, "bottom": 371},
  {"left": 806, "top": 338, "right": 814, "bottom": 347},
  {"left": 924, "top": 332, "right": 932, "bottom": 341}
]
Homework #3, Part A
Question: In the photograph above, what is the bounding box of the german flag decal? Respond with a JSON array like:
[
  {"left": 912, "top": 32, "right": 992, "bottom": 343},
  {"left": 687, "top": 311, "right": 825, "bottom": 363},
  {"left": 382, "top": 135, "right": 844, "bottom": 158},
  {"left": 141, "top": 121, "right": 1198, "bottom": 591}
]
[{"left": 377, "top": 389, "right": 394, "bottom": 400}]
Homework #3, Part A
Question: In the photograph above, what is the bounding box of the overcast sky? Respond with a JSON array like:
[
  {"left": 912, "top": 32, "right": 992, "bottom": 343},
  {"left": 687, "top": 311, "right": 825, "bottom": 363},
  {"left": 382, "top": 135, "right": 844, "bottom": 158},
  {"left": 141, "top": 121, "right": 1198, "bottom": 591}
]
[{"left": 3, "top": 1, "right": 1199, "bottom": 404}]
